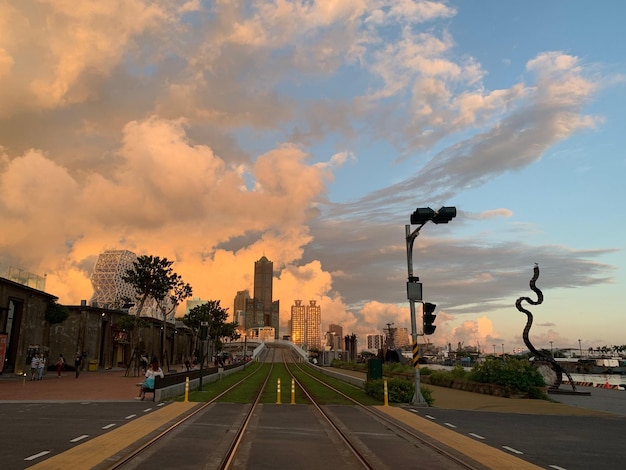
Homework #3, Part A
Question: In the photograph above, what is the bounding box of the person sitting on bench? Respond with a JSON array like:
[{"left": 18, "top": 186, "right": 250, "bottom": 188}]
[{"left": 136, "top": 359, "right": 164, "bottom": 400}]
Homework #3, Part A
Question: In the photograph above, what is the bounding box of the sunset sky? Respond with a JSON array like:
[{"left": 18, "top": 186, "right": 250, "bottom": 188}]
[{"left": 1, "top": 1, "right": 624, "bottom": 353}]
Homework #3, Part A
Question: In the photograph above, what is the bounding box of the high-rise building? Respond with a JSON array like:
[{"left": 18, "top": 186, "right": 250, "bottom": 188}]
[
  {"left": 290, "top": 299, "right": 322, "bottom": 349},
  {"left": 233, "top": 290, "right": 251, "bottom": 332},
  {"left": 328, "top": 323, "right": 343, "bottom": 338},
  {"left": 306, "top": 300, "right": 322, "bottom": 349},
  {"left": 290, "top": 300, "right": 306, "bottom": 346},
  {"left": 244, "top": 256, "right": 280, "bottom": 338}
]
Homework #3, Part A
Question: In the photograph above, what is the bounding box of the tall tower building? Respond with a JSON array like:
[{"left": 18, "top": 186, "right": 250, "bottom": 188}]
[
  {"left": 290, "top": 299, "right": 322, "bottom": 349},
  {"left": 244, "top": 256, "right": 280, "bottom": 338},
  {"left": 290, "top": 300, "right": 306, "bottom": 346},
  {"left": 233, "top": 290, "right": 251, "bottom": 331},
  {"left": 306, "top": 300, "right": 322, "bottom": 349}
]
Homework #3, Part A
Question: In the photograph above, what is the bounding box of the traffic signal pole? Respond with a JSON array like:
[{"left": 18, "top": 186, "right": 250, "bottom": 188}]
[
  {"left": 406, "top": 223, "right": 427, "bottom": 405},
  {"left": 405, "top": 206, "right": 456, "bottom": 406}
]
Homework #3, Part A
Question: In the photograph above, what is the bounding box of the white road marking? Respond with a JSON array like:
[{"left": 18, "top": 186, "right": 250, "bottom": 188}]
[
  {"left": 469, "top": 433, "right": 485, "bottom": 439},
  {"left": 444, "top": 422, "right": 457, "bottom": 428},
  {"left": 157, "top": 402, "right": 165, "bottom": 407},
  {"left": 425, "top": 415, "right": 436, "bottom": 420},
  {"left": 502, "top": 445, "right": 524, "bottom": 455},
  {"left": 125, "top": 414, "right": 137, "bottom": 419},
  {"left": 70, "top": 435, "right": 89, "bottom": 443},
  {"left": 24, "top": 451, "right": 50, "bottom": 461},
  {"left": 102, "top": 423, "right": 116, "bottom": 430},
  {"left": 549, "top": 466, "right": 568, "bottom": 470},
  {"left": 409, "top": 408, "right": 419, "bottom": 414},
  {"left": 143, "top": 408, "right": 152, "bottom": 412}
]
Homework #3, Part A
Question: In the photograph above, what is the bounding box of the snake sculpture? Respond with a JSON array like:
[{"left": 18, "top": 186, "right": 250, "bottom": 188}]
[{"left": 516, "top": 264, "right": 576, "bottom": 391}]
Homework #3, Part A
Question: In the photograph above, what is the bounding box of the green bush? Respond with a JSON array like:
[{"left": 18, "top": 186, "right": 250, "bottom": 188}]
[
  {"left": 364, "top": 378, "right": 433, "bottom": 405},
  {"left": 469, "top": 357, "right": 545, "bottom": 395}
]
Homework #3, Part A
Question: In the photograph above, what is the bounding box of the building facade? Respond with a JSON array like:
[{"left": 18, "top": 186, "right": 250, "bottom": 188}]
[
  {"left": 244, "top": 256, "right": 279, "bottom": 338},
  {"left": 290, "top": 299, "right": 322, "bottom": 350}
]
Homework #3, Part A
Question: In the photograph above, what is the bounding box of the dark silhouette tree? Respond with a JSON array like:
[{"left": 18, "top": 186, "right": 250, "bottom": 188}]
[{"left": 122, "top": 255, "right": 192, "bottom": 375}]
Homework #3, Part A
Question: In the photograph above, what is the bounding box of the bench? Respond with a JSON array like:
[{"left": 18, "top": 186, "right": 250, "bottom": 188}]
[{"left": 136, "top": 382, "right": 155, "bottom": 401}]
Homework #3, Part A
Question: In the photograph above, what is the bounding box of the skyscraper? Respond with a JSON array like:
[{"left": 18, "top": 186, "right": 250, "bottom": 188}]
[
  {"left": 244, "top": 256, "right": 280, "bottom": 338},
  {"left": 290, "top": 299, "right": 322, "bottom": 349}
]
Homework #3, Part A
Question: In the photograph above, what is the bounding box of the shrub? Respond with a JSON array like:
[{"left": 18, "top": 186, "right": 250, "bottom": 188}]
[
  {"left": 364, "top": 378, "right": 433, "bottom": 405},
  {"left": 469, "top": 357, "right": 545, "bottom": 395}
]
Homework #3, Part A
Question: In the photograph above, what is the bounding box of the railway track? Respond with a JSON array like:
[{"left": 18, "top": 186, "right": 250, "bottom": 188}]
[{"left": 106, "top": 344, "right": 483, "bottom": 470}]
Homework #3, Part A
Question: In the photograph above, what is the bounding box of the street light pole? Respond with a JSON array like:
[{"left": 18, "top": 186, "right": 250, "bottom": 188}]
[{"left": 578, "top": 339, "right": 582, "bottom": 358}]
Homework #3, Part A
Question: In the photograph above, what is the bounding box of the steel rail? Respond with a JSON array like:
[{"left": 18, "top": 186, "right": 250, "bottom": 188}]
[
  {"left": 106, "top": 356, "right": 270, "bottom": 470},
  {"left": 289, "top": 360, "right": 481, "bottom": 470}
]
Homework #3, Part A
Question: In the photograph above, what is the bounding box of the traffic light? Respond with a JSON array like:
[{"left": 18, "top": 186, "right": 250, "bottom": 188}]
[
  {"left": 423, "top": 302, "right": 437, "bottom": 335},
  {"left": 410, "top": 207, "right": 435, "bottom": 224},
  {"left": 432, "top": 206, "right": 457, "bottom": 224}
]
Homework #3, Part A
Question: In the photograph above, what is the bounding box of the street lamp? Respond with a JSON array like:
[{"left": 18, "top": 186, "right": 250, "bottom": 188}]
[
  {"left": 501, "top": 344, "right": 504, "bottom": 356},
  {"left": 578, "top": 339, "right": 582, "bottom": 358},
  {"left": 406, "top": 205, "right": 456, "bottom": 405},
  {"left": 493, "top": 344, "right": 496, "bottom": 355},
  {"left": 550, "top": 341, "right": 553, "bottom": 355}
]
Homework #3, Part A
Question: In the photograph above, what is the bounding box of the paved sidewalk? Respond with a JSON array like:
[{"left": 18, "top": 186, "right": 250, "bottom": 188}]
[{"left": 0, "top": 367, "right": 163, "bottom": 401}]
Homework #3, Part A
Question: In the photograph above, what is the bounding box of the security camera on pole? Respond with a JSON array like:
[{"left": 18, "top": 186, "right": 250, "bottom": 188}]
[{"left": 406, "top": 206, "right": 456, "bottom": 405}]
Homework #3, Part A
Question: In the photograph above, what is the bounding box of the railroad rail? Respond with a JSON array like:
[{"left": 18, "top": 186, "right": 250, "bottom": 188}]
[{"left": 106, "top": 344, "right": 482, "bottom": 469}]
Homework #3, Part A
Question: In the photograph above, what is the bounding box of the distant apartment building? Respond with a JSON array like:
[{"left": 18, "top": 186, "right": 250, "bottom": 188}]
[
  {"left": 367, "top": 334, "right": 385, "bottom": 350},
  {"left": 290, "top": 299, "right": 322, "bottom": 349}
]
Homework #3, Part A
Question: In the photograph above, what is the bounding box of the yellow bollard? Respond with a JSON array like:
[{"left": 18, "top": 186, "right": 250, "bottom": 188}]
[
  {"left": 291, "top": 378, "right": 295, "bottom": 404},
  {"left": 383, "top": 379, "right": 389, "bottom": 406},
  {"left": 277, "top": 378, "right": 281, "bottom": 404},
  {"left": 184, "top": 376, "right": 189, "bottom": 402}
]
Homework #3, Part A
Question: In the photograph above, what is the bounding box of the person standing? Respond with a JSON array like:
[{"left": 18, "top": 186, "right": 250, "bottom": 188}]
[
  {"left": 56, "top": 354, "right": 65, "bottom": 377},
  {"left": 37, "top": 353, "right": 46, "bottom": 380},
  {"left": 74, "top": 352, "right": 82, "bottom": 378},
  {"left": 30, "top": 354, "right": 39, "bottom": 381}
]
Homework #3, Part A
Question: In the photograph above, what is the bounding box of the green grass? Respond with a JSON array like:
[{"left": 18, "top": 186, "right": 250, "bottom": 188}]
[
  {"left": 175, "top": 361, "right": 381, "bottom": 406},
  {"left": 176, "top": 362, "right": 263, "bottom": 402}
]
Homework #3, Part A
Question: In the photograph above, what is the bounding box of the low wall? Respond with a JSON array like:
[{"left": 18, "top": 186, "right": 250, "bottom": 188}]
[
  {"left": 155, "top": 363, "right": 248, "bottom": 401},
  {"left": 313, "top": 365, "right": 365, "bottom": 389}
]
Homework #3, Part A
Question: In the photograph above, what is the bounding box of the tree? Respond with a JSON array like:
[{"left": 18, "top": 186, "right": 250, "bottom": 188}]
[
  {"left": 182, "top": 300, "right": 236, "bottom": 366},
  {"left": 157, "top": 275, "right": 192, "bottom": 368},
  {"left": 122, "top": 255, "right": 192, "bottom": 374},
  {"left": 45, "top": 301, "right": 69, "bottom": 324}
]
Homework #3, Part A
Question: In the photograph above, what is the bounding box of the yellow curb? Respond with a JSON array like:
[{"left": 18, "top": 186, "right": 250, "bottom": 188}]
[
  {"left": 27, "top": 402, "right": 198, "bottom": 469},
  {"left": 375, "top": 405, "right": 543, "bottom": 470}
]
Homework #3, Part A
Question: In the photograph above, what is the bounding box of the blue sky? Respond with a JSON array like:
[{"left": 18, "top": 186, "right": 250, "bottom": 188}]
[{"left": 0, "top": 1, "right": 624, "bottom": 353}]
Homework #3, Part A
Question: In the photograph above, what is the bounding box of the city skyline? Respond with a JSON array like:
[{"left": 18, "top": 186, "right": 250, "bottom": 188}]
[{"left": 0, "top": 2, "right": 624, "bottom": 352}]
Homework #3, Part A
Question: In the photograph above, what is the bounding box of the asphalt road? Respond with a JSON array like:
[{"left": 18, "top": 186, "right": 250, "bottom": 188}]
[
  {"left": 0, "top": 401, "right": 171, "bottom": 469},
  {"left": 409, "top": 407, "right": 626, "bottom": 470}
]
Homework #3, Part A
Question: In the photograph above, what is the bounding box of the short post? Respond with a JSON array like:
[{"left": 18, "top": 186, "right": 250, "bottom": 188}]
[
  {"left": 384, "top": 379, "right": 389, "bottom": 407},
  {"left": 184, "top": 376, "right": 189, "bottom": 402},
  {"left": 291, "top": 378, "right": 295, "bottom": 404},
  {"left": 277, "top": 378, "right": 281, "bottom": 404}
]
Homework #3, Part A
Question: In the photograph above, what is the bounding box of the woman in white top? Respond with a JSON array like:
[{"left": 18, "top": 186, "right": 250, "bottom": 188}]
[{"left": 137, "top": 360, "right": 164, "bottom": 400}]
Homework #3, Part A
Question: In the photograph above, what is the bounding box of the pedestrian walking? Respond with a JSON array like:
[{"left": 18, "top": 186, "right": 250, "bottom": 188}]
[
  {"left": 74, "top": 352, "right": 82, "bottom": 378},
  {"left": 56, "top": 354, "right": 65, "bottom": 377},
  {"left": 37, "top": 353, "right": 46, "bottom": 380},
  {"left": 30, "top": 354, "right": 39, "bottom": 381}
]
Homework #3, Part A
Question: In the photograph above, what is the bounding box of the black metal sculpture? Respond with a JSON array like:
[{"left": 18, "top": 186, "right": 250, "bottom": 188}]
[{"left": 516, "top": 264, "right": 576, "bottom": 392}]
